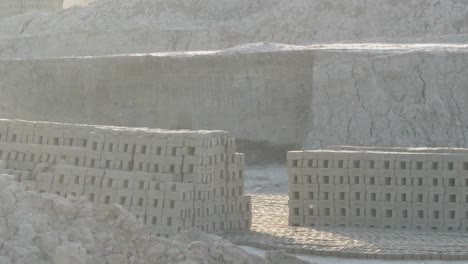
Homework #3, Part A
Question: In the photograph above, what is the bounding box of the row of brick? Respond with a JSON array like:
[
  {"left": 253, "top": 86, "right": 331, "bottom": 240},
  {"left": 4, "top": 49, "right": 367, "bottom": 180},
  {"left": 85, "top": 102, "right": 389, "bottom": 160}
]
[
  {"left": 288, "top": 150, "right": 468, "bottom": 231},
  {"left": 0, "top": 119, "right": 252, "bottom": 237}
]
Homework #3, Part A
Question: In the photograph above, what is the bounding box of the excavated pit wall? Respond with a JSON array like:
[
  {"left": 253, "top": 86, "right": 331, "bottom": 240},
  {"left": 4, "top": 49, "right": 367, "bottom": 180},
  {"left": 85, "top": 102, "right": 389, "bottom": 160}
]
[
  {"left": 0, "top": 49, "right": 314, "bottom": 163},
  {"left": 287, "top": 149, "right": 468, "bottom": 231},
  {"left": 0, "top": 119, "right": 252, "bottom": 237},
  {"left": 1, "top": 0, "right": 468, "bottom": 58},
  {"left": 0, "top": 45, "right": 468, "bottom": 163},
  {"left": 307, "top": 46, "right": 468, "bottom": 148}
]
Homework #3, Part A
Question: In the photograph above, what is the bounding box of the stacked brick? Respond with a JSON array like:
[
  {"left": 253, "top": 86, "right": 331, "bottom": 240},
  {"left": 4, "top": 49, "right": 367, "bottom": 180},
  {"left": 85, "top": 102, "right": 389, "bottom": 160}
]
[
  {"left": 0, "top": 0, "right": 63, "bottom": 18},
  {"left": 0, "top": 119, "right": 251, "bottom": 237},
  {"left": 288, "top": 150, "right": 468, "bottom": 231}
]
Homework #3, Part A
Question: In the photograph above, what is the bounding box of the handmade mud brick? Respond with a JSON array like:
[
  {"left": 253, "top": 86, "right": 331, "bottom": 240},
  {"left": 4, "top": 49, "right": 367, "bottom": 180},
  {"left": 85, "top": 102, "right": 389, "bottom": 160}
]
[
  {"left": 85, "top": 176, "right": 103, "bottom": 188},
  {"left": 428, "top": 188, "right": 444, "bottom": 204},
  {"left": 381, "top": 218, "right": 398, "bottom": 229},
  {"left": 444, "top": 203, "right": 461, "bottom": 218},
  {"left": 83, "top": 184, "right": 101, "bottom": 201},
  {"left": 318, "top": 175, "right": 334, "bottom": 185},
  {"left": 116, "top": 189, "right": 133, "bottom": 209},
  {"left": 162, "top": 163, "right": 182, "bottom": 174},
  {"left": 314, "top": 201, "right": 333, "bottom": 216},
  {"left": 445, "top": 187, "right": 462, "bottom": 203},
  {"left": 349, "top": 175, "right": 364, "bottom": 185},
  {"left": 411, "top": 190, "right": 429, "bottom": 203},
  {"left": 302, "top": 199, "right": 317, "bottom": 214},
  {"left": 381, "top": 203, "right": 397, "bottom": 223},
  {"left": 53, "top": 169, "right": 71, "bottom": 185},
  {"left": 349, "top": 157, "right": 364, "bottom": 172},
  {"left": 428, "top": 203, "right": 444, "bottom": 218},
  {"left": 365, "top": 201, "right": 382, "bottom": 221},
  {"left": 443, "top": 175, "right": 465, "bottom": 187},
  {"left": 334, "top": 204, "right": 350, "bottom": 221},
  {"left": 289, "top": 174, "right": 303, "bottom": 184},
  {"left": 162, "top": 201, "right": 192, "bottom": 218},
  {"left": 317, "top": 215, "right": 335, "bottom": 227},
  {"left": 286, "top": 200, "right": 304, "bottom": 217},
  {"left": 443, "top": 222, "right": 461, "bottom": 231},
  {"left": 101, "top": 176, "right": 120, "bottom": 189},
  {"left": 334, "top": 189, "right": 350, "bottom": 201},
  {"left": 461, "top": 221, "right": 468, "bottom": 232},
  {"left": 365, "top": 217, "right": 381, "bottom": 228},
  {"left": 350, "top": 203, "right": 365, "bottom": 221},
  {"left": 318, "top": 190, "right": 334, "bottom": 202},
  {"left": 350, "top": 185, "right": 366, "bottom": 201},
  {"left": 302, "top": 159, "right": 318, "bottom": 170},
  {"left": 395, "top": 186, "right": 412, "bottom": 203},
  {"left": 409, "top": 173, "right": 427, "bottom": 186},
  {"left": 365, "top": 188, "right": 381, "bottom": 202},
  {"left": 132, "top": 178, "right": 151, "bottom": 191},
  {"left": 301, "top": 150, "right": 317, "bottom": 160},
  {"left": 335, "top": 216, "right": 350, "bottom": 227},
  {"left": 332, "top": 153, "right": 349, "bottom": 168},
  {"left": 68, "top": 174, "right": 85, "bottom": 191},
  {"left": 426, "top": 175, "right": 443, "bottom": 189},
  {"left": 301, "top": 185, "right": 318, "bottom": 199},
  {"left": 380, "top": 188, "right": 397, "bottom": 202},
  {"left": 461, "top": 206, "right": 468, "bottom": 221},
  {"left": 163, "top": 182, "right": 194, "bottom": 201},
  {"left": 458, "top": 173, "right": 468, "bottom": 188},
  {"left": 454, "top": 155, "right": 468, "bottom": 171},
  {"left": 317, "top": 160, "right": 334, "bottom": 172},
  {"left": 376, "top": 174, "right": 395, "bottom": 185},
  {"left": 411, "top": 218, "right": 428, "bottom": 230},
  {"left": 442, "top": 154, "right": 459, "bottom": 171},
  {"left": 395, "top": 168, "right": 411, "bottom": 182},
  {"left": 302, "top": 215, "right": 319, "bottom": 227},
  {"left": 363, "top": 174, "right": 378, "bottom": 185},
  {"left": 116, "top": 178, "right": 134, "bottom": 189},
  {"left": 333, "top": 174, "right": 349, "bottom": 184}
]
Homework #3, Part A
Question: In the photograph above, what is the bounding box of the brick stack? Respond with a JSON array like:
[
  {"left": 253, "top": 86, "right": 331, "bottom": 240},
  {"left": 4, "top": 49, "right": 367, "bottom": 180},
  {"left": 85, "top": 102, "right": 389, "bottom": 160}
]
[
  {"left": 288, "top": 150, "right": 468, "bottom": 231},
  {"left": 0, "top": 119, "right": 251, "bottom": 237}
]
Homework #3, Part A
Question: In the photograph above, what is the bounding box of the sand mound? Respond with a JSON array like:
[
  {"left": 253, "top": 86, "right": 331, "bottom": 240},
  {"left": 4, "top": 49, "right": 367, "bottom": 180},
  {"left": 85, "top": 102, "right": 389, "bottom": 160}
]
[{"left": 0, "top": 174, "right": 269, "bottom": 264}]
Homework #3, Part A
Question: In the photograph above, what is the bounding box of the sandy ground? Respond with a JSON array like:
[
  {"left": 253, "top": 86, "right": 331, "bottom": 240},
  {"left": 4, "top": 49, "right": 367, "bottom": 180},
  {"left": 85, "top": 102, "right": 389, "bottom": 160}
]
[
  {"left": 241, "top": 246, "right": 466, "bottom": 264},
  {"left": 245, "top": 164, "right": 288, "bottom": 195},
  {"left": 232, "top": 165, "right": 468, "bottom": 261}
]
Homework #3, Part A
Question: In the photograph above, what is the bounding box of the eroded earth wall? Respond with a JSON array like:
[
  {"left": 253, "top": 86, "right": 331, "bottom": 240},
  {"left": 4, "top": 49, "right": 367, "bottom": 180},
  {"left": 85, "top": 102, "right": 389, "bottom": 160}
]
[
  {"left": 0, "top": 50, "right": 315, "bottom": 153},
  {"left": 0, "top": 45, "right": 467, "bottom": 158},
  {"left": 307, "top": 47, "right": 468, "bottom": 148}
]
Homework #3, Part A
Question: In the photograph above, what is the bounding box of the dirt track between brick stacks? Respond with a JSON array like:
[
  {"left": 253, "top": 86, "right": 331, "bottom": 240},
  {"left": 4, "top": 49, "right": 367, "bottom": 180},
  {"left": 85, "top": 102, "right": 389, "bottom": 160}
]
[{"left": 222, "top": 195, "right": 468, "bottom": 261}]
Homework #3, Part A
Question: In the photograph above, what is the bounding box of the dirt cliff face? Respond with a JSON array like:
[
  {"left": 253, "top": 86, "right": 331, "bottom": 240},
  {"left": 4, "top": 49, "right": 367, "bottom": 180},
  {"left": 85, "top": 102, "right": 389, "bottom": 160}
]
[
  {"left": 0, "top": 48, "right": 313, "bottom": 149},
  {"left": 0, "top": 44, "right": 467, "bottom": 156},
  {"left": 307, "top": 45, "right": 468, "bottom": 148},
  {"left": 0, "top": 0, "right": 467, "bottom": 58}
]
